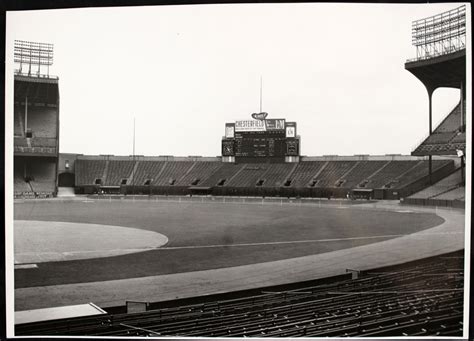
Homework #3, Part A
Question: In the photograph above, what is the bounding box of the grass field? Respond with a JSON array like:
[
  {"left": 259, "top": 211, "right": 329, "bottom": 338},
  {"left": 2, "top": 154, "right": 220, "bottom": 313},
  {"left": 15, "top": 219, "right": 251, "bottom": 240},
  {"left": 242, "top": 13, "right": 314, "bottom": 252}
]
[{"left": 14, "top": 199, "right": 444, "bottom": 288}]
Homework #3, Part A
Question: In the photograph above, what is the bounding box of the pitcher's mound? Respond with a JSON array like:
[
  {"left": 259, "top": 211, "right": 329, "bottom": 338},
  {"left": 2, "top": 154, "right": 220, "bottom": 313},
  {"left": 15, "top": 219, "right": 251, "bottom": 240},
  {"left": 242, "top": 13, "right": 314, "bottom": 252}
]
[{"left": 14, "top": 220, "right": 168, "bottom": 264}]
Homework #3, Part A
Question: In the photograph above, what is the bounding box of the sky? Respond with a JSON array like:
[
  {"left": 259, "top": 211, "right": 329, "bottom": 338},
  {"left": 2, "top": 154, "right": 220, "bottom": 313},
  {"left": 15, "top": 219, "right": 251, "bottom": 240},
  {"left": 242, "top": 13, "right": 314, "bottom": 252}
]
[{"left": 5, "top": 2, "right": 468, "bottom": 157}]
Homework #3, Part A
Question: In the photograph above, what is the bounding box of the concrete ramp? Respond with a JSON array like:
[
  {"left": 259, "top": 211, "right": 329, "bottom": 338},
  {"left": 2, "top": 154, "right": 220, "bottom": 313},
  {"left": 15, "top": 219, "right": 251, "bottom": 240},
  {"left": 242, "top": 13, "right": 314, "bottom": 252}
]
[{"left": 57, "top": 187, "right": 75, "bottom": 197}]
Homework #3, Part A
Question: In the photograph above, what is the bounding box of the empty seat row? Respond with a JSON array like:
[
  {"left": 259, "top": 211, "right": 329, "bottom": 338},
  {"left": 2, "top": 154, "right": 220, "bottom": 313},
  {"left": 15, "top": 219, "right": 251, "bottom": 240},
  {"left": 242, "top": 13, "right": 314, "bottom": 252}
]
[{"left": 16, "top": 251, "right": 464, "bottom": 337}]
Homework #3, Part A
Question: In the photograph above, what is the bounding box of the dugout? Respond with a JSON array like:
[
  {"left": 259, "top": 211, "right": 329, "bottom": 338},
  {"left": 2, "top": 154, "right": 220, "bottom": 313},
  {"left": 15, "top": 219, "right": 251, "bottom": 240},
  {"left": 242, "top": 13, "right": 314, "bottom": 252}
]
[
  {"left": 189, "top": 186, "right": 212, "bottom": 196},
  {"left": 351, "top": 188, "right": 373, "bottom": 200}
]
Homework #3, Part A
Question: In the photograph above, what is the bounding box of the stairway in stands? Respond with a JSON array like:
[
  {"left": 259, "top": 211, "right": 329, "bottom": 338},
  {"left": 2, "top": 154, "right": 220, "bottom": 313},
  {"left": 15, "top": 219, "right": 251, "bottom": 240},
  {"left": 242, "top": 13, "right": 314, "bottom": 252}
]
[{"left": 57, "top": 187, "right": 75, "bottom": 197}]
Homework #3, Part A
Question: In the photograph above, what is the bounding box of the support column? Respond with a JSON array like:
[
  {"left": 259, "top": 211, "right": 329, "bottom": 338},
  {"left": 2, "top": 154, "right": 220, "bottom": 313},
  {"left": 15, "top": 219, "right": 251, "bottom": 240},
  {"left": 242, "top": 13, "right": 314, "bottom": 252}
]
[
  {"left": 429, "top": 155, "right": 432, "bottom": 185},
  {"left": 24, "top": 96, "right": 28, "bottom": 135},
  {"left": 428, "top": 89, "right": 433, "bottom": 134},
  {"left": 460, "top": 82, "right": 464, "bottom": 132},
  {"left": 427, "top": 89, "right": 433, "bottom": 185}
]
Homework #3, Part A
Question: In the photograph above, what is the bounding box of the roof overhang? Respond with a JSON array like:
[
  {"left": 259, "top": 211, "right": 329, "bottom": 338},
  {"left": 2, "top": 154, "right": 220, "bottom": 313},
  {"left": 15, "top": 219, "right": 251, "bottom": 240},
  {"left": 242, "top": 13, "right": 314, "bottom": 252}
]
[{"left": 405, "top": 49, "right": 466, "bottom": 92}]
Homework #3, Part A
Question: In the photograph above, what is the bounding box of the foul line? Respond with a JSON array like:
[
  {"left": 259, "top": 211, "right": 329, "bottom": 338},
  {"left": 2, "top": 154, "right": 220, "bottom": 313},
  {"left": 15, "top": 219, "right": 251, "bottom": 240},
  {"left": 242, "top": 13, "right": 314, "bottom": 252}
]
[
  {"left": 162, "top": 231, "right": 462, "bottom": 250},
  {"left": 163, "top": 234, "right": 401, "bottom": 250}
]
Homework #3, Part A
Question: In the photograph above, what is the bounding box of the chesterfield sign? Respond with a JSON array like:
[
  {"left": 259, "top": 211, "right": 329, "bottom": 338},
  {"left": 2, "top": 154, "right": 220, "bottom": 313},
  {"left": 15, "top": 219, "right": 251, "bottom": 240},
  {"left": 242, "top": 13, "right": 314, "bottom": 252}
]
[
  {"left": 234, "top": 118, "right": 286, "bottom": 132},
  {"left": 235, "top": 119, "right": 266, "bottom": 132}
]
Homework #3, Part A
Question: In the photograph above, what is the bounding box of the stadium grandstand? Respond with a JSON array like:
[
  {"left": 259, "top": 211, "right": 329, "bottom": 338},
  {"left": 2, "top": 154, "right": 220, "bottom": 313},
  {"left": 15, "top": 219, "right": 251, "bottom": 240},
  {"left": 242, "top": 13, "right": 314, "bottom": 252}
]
[
  {"left": 13, "top": 40, "right": 59, "bottom": 199},
  {"left": 70, "top": 155, "right": 454, "bottom": 200},
  {"left": 11, "top": 4, "right": 468, "bottom": 339},
  {"left": 404, "top": 4, "right": 467, "bottom": 208}
]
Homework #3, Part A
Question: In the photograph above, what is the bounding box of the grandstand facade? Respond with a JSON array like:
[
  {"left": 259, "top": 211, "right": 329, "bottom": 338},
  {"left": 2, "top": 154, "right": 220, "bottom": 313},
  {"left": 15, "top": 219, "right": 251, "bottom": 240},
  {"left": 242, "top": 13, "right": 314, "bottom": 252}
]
[
  {"left": 14, "top": 41, "right": 59, "bottom": 198},
  {"left": 404, "top": 5, "right": 467, "bottom": 208}
]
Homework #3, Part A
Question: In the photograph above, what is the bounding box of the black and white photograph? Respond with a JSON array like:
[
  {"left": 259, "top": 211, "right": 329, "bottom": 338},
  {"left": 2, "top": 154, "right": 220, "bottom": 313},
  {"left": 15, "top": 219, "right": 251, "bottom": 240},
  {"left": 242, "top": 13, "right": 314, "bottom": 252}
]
[{"left": 3, "top": 1, "right": 471, "bottom": 339}]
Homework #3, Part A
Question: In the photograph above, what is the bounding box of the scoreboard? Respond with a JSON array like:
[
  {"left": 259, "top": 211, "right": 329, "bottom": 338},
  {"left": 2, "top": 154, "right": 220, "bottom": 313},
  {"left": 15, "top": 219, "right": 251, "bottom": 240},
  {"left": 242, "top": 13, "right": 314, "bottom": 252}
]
[
  {"left": 234, "top": 131, "right": 286, "bottom": 158},
  {"left": 222, "top": 118, "right": 299, "bottom": 160}
]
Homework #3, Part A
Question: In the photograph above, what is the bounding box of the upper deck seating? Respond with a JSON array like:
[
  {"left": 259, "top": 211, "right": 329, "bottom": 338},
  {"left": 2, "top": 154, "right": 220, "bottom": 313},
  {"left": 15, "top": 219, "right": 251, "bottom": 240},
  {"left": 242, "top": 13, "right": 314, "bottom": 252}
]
[
  {"left": 30, "top": 137, "right": 57, "bottom": 148},
  {"left": 423, "top": 132, "right": 457, "bottom": 144},
  {"left": 25, "top": 106, "right": 58, "bottom": 138},
  {"left": 14, "top": 137, "right": 28, "bottom": 147},
  {"left": 14, "top": 110, "right": 23, "bottom": 136},
  {"left": 450, "top": 132, "right": 465, "bottom": 143},
  {"left": 434, "top": 103, "right": 462, "bottom": 133},
  {"left": 413, "top": 102, "right": 465, "bottom": 155}
]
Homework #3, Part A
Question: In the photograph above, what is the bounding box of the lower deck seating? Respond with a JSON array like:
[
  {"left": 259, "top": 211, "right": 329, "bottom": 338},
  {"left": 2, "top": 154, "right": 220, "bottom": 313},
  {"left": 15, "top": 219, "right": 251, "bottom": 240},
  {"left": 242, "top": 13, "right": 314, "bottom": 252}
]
[
  {"left": 198, "top": 163, "right": 242, "bottom": 187},
  {"left": 287, "top": 161, "right": 327, "bottom": 187},
  {"left": 74, "top": 159, "right": 454, "bottom": 194},
  {"left": 261, "top": 163, "right": 295, "bottom": 187},
  {"left": 366, "top": 161, "right": 420, "bottom": 188},
  {"left": 432, "top": 187, "right": 465, "bottom": 201},
  {"left": 395, "top": 160, "right": 452, "bottom": 188},
  {"left": 14, "top": 159, "right": 56, "bottom": 197},
  {"left": 153, "top": 162, "right": 194, "bottom": 186},
  {"left": 16, "top": 251, "right": 464, "bottom": 337},
  {"left": 410, "top": 169, "right": 464, "bottom": 199},
  {"left": 339, "top": 161, "right": 388, "bottom": 188},
  {"left": 75, "top": 160, "right": 107, "bottom": 186},
  {"left": 104, "top": 161, "right": 135, "bottom": 186},
  {"left": 131, "top": 161, "right": 165, "bottom": 186},
  {"left": 176, "top": 162, "right": 223, "bottom": 186},
  {"left": 225, "top": 164, "right": 268, "bottom": 187}
]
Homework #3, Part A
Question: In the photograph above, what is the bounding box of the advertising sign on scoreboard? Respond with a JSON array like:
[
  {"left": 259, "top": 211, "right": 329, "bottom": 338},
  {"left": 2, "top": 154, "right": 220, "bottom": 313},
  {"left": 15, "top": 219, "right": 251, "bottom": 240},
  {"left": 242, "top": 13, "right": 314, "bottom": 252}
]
[
  {"left": 265, "top": 119, "right": 285, "bottom": 131},
  {"left": 225, "top": 123, "right": 235, "bottom": 138},
  {"left": 285, "top": 122, "right": 297, "bottom": 138},
  {"left": 235, "top": 119, "right": 266, "bottom": 132}
]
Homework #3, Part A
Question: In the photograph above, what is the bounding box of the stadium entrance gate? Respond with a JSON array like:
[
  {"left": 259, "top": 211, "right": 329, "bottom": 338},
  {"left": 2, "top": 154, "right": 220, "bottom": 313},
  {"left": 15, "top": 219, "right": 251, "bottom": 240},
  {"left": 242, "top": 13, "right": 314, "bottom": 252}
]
[{"left": 58, "top": 172, "right": 75, "bottom": 187}]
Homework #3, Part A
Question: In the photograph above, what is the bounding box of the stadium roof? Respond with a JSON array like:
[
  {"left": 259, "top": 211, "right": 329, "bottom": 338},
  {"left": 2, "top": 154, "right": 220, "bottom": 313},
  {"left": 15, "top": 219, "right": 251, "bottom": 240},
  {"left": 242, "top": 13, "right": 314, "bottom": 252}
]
[
  {"left": 405, "top": 49, "right": 466, "bottom": 93},
  {"left": 14, "top": 74, "right": 59, "bottom": 105}
]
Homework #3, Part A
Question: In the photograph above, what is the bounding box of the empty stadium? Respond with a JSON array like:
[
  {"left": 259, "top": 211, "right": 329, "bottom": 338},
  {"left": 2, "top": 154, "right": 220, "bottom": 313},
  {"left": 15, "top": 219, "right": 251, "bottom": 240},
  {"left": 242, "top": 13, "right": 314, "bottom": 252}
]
[{"left": 9, "top": 3, "right": 469, "bottom": 338}]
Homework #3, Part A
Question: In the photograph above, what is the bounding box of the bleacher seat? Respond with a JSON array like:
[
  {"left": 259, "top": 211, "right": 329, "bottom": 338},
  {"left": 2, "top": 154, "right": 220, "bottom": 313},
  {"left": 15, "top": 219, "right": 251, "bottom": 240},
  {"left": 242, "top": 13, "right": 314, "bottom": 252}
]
[
  {"left": 104, "top": 161, "right": 135, "bottom": 186},
  {"left": 153, "top": 162, "right": 194, "bottom": 186},
  {"left": 16, "top": 251, "right": 464, "bottom": 337},
  {"left": 75, "top": 160, "right": 107, "bottom": 186},
  {"left": 409, "top": 168, "right": 464, "bottom": 199},
  {"left": 199, "top": 163, "right": 242, "bottom": 187},
  {"left": 176, "top": 162, "right": 223, "bottom": 186}
]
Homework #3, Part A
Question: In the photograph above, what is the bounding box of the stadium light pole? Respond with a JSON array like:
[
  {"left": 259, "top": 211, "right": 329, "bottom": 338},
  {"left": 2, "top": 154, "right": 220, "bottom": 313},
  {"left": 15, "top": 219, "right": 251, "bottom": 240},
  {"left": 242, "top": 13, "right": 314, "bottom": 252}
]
[{"left": 132, "top": 117, "right": 136, "bottom": 196}]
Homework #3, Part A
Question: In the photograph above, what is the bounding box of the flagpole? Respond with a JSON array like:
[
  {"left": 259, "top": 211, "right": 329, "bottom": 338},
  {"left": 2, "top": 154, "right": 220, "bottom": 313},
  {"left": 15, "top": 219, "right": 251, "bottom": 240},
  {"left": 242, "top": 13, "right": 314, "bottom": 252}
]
[
  {"left": 133, "top": 117, "right": 136, "bottom": 158},
  {"left": 259, "top": 76, "right": 263, "bottom": 113}
]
